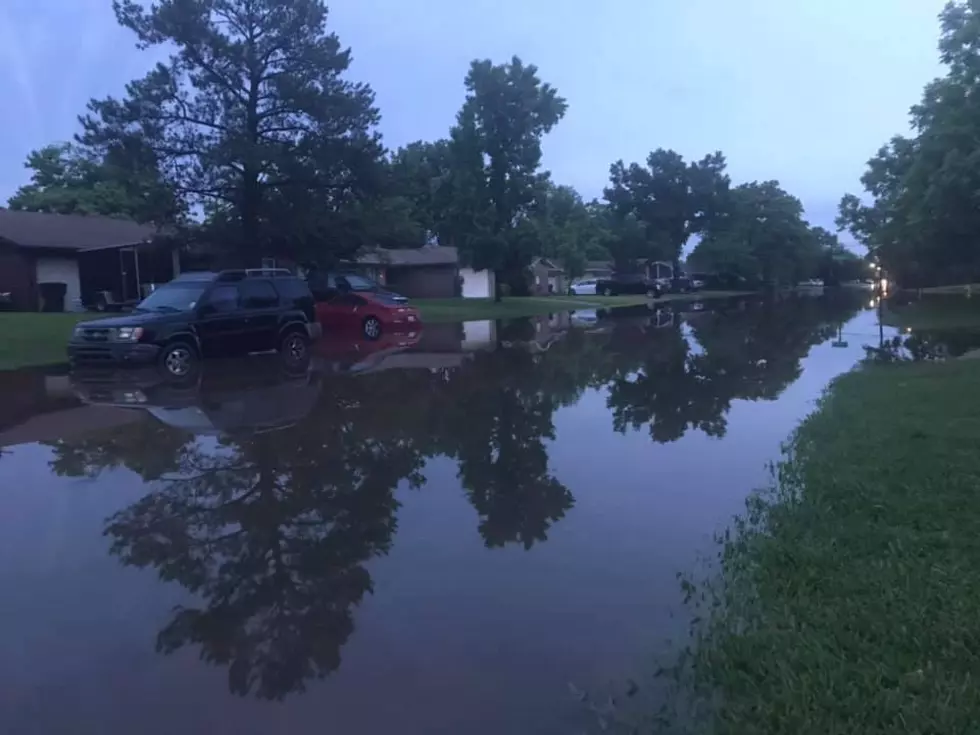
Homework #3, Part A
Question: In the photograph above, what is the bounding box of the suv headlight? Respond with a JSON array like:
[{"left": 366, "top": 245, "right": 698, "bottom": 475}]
[
  {"left": 73, "top": 324, "right": 86, "bottom": 337},
  {"left": 115, "top": 327, "right": 144, "bottom": 342}
]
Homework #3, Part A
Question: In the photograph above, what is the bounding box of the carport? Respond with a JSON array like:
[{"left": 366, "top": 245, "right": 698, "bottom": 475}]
[{"left": 0, "top": 210, "right": 176, "bottom": 311}]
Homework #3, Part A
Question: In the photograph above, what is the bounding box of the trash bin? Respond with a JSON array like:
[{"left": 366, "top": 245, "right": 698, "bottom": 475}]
[{"left": 38, "top": 282, "right": 68, "bottom": 312}]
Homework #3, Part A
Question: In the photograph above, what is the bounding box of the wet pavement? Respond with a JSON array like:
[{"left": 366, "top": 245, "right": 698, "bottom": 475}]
[{"left": 0, "top": 293, "right": 897, "bottom": 734}]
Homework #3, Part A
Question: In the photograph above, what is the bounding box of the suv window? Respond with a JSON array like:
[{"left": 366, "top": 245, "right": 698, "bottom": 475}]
[
  {"left": 205, "top": 285, "right": 239, "bottom": 313},
  {"left": 240, "top": 280, "right": 279, "bottom": 309},
  {"left": 306, "top": 272, "right": 337, "bottom": 301},
  {"left": 274, "top": 277, "right": 314, "bottom": 304}
]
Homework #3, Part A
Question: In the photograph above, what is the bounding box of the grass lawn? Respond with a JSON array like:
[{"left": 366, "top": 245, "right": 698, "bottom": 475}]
[
  {"left": 0, "top": 312, "right": 92, "bottom": 370},
  {"left": 883, "top": 295, "right": 980, "bottom": 331},
  {"left": 415, "top": 290, "right": 748, "bottom": 323},
  {"left": 679, "top": 358, "right": 980, "bottom": 733},
  {"left": 920, "top": 283, "right": 980, "bottom": 295}
]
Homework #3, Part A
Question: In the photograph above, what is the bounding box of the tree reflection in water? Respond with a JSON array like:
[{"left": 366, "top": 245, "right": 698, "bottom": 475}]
[{"left": 41, "top": 292, "right": 864, "bottom": 699}]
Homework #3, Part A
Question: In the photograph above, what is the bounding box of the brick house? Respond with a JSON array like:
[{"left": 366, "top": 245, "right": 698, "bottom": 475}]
[
  {"left": 350, "top": 246, "right": 495, "bottom": 299},
  {"left": 0, "top": 209, "right": 173, "bottom": 311}
]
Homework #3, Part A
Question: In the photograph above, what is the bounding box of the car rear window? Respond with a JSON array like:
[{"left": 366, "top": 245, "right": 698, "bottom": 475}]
[{"left": 339, "top": 274, "right": 378, "bottom": 291}]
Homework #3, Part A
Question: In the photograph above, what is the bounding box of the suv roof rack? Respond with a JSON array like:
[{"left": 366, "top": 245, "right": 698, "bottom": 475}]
[{"left": 215, "top": 268, "right": 294, "bottom": 282}]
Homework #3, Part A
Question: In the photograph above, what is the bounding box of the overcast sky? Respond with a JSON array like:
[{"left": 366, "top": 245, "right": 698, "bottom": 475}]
[{"left": 0, "top": 0, "right": 948, "bottom": 238}]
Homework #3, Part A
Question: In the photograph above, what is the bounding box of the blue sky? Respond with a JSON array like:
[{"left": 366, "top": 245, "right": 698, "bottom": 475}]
[{"left": 0, "top": 0, "right": 947, "bottom": 240}]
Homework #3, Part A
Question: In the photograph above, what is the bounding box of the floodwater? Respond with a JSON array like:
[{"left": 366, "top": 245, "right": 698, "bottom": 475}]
[{"left": 0, "top": 293, "right": 892, "bottom": 734}]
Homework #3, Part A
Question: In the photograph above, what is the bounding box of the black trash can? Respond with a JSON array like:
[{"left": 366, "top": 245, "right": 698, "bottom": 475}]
[{"left": 38, "top": 282, "right": 68, "bottom": 312}]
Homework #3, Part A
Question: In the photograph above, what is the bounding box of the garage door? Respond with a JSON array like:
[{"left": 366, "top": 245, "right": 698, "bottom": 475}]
[
  {"left": 36, "top": 257, "right": 82, "bottom": 312},
  {"left": 460, "top": 268, "right": 492, "bottom": 298}
]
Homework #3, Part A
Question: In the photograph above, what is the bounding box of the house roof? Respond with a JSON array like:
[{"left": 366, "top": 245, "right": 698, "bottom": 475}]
[
  {"left": 0, "top": 209, "right": 161, "bottom": 252},
  {"left": 531, "top": 257, "right": 562, "bottom": 272},
  {"left": 355, "top": 246, "right": 458, "bottom": 266}
]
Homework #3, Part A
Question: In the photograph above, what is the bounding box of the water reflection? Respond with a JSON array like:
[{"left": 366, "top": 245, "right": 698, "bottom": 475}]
[
  {"left": 23, "top": 292, "right": 867, "bottom": 704},
  {"left": 864, "top": 329, "right": 980, "bottom": 362}
]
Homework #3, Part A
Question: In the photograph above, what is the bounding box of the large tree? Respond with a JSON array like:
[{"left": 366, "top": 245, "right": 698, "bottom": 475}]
[
  {"left": 692, "top": 181, "right": 817, "bottom": 287},
  {"left": 603, "top": 149, "right": 730, "bottom": 276},
  {"left": 80, "top": 0, "right": 383, "bottom": 265},
  {"left": 837, "top": 1, "right": 980, "bottom": 287},
  {"left": 448, "top": 57, "right": 567, "bottom": 298}
]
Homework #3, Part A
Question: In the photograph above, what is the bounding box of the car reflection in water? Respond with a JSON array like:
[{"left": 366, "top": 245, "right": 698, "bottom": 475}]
[
  {"left": 315, "top": 330, "right": 422, "bottom": 374},
  {"left": 70, "top": 353, "right": 322, "bottom": 436}
]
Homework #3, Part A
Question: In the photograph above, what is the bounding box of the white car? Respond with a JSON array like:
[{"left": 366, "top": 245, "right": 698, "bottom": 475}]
[{"left": 569, "top": 279, "right": 598, "bottom": 296}]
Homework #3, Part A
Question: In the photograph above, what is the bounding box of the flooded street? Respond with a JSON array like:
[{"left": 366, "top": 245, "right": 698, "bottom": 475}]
[{"left": 1, "top": 294, "right": 888, "bottom": 734}]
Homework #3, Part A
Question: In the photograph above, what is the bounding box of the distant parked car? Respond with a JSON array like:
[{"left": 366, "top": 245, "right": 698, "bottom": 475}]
[
  {"left": 569, "top": 279, "right": 598, "bottom": 296},
  {"left": 672, "top": 276, "right": 695, "bottom": 293},
  {"left": 595, "top": 275, "right": 663, "bottom": 298},
  {"left": 67, "top": 269, "right": 320, "bottom": 379}
]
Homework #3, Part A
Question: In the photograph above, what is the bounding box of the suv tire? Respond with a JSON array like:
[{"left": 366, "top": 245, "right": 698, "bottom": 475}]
[
  {"left": 279, "top": 329, "right": 310, "bottom": 366},
  {"left": 159, "top": 340, "right": 198, "bottom": 379}
]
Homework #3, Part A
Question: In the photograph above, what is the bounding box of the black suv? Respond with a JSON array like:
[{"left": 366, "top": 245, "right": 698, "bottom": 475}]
[
  {"left": 67, "top": 269, "right": 321, "bottom": 378},
  {"left": 595, "top": 274, "right": 663, "bottom": 298}
]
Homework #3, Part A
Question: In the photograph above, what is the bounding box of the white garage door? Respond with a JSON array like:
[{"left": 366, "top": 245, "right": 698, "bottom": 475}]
[
  {"left": 36, "top": 257, "right": 82, "bottom": 312},
  {"left": 460, "top": 268, "right": 492, "bottom": 298}
]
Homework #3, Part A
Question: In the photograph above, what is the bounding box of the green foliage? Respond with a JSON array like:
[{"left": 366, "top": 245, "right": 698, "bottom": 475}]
[
  {"left": 387, "top": 140, "right": 454, "bottom": 243},
  {"left": 8, "top": 142, "right": 179, "bottom": 223},
  {"left": 691, "top": 181, "right": 818, "bottom": 286},
  {"left": 603, "top": 149, "right": 730, "bottom": 272},
  {"left": 838, "top": 1, "right": 980, "bottom": 287},
  {"left": 518, "top": 183, "right": 607, "bottom": 280},
  {"left": 0, "top": 313, "right": 100, "bottom": 370},
  {"left": 448, "top": 56, "right": 567, "bottom": 295},
  {"left": 78, "top": 0, "right": 384, "bottom": 265}
]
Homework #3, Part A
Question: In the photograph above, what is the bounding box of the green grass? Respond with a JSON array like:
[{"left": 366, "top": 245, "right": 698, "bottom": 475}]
[
  {"left": 415, "top": 291, "right": 749, "bottom": 323},
  {"left": 0, "top": 312, "right": 92, "bottom": 370},
  {"left": 883, "top": 295, "right": 980, "bottom": 330},
  {"left": 674, "top": 359, "right": 980, "bottom": 734},
  {"left": 920, "top": 283, "right": 980, "bottom": 295}
]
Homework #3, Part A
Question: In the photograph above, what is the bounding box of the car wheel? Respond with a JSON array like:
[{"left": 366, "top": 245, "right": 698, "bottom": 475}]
[
  {"left": 159, "top": 341, "right": 198, "bottom": 379},
  {"left": 279, "top": 330, "right": 310, "bottom": 366},
  {"left": 363, "top": 316, "right": 382, "bottom": 340}
]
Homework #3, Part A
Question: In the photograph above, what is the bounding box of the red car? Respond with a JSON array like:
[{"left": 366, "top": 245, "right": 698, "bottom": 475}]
[{"left": 315, "top": 290, "right": 422, "bottom": 340}]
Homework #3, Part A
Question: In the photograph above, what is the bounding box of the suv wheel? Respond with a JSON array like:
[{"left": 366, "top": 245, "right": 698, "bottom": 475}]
[
  {"left": 363, "top": 316, "right": 382, "bottom": 340},
  {"left": 159, "top": 341, "right": 197, "bottom": 379},
  {"left": 280, "top": 330, "right": 309, "bottom": 365}
]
